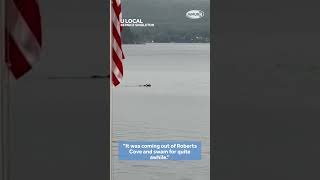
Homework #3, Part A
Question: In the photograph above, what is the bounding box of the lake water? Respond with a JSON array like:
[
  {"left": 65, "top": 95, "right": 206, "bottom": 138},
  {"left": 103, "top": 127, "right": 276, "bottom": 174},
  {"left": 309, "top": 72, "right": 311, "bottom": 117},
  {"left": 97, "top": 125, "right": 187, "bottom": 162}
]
[{"left": 111, "top": 43, "right": 210, "bottom": 180}]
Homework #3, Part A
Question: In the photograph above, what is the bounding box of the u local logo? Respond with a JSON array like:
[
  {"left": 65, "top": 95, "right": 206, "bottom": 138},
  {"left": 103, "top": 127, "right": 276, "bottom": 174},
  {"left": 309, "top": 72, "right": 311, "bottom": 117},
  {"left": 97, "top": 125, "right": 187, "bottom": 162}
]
[{"left": 186, "top": 10, "right": 205, "bottom": 19}]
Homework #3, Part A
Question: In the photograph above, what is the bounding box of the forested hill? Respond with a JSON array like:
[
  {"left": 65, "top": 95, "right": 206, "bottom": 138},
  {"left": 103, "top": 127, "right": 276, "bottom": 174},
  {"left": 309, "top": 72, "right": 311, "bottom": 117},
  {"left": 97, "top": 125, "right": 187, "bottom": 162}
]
[{"left": 121, "top": 0, "right": 210, "bottom": 43}]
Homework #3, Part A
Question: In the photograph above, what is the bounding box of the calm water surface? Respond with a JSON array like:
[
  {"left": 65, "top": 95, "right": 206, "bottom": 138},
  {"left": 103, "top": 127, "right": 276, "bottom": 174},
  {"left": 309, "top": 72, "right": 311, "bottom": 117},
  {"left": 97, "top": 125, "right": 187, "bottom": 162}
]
[{"left": 112, "top": 43, "right": 210, "bottom": 180}]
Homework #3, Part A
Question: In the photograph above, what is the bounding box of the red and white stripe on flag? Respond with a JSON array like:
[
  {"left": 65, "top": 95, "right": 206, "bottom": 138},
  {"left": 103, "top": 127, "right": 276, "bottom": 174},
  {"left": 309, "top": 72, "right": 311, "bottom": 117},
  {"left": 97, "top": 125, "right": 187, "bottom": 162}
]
[
  {"left": 111, "top": 0, "right": 125, "bottom": 86},
  {"left": 5, "top": 0, "right": 42, "bottom": 79}
]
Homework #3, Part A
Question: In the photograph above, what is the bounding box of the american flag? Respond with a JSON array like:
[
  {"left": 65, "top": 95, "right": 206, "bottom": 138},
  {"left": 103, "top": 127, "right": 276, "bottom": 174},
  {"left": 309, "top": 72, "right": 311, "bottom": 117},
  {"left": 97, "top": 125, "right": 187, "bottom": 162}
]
[
  {"left": 5, "top": 0, "right": 42, "bottom": 79},
  {"left": 111, "top": 0, "right": 125, "bottom": 86}
]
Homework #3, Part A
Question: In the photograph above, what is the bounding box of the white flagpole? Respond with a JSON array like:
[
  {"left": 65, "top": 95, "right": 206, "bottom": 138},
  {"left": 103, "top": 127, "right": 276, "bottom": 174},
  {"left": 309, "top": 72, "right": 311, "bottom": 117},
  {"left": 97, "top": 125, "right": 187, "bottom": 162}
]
[
  {"left": 109, "top": 0, "right": 113, "bottom": 179},
  {"left": 0, "top": 0, "right": 10, "bottom": 179}
]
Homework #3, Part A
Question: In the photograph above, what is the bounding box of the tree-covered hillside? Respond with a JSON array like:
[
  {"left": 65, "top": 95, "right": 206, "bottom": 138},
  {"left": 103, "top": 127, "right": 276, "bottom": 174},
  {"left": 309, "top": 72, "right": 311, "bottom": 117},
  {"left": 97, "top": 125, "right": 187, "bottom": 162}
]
[{"left": 121, "top": 0, "right": 210, "bottom": 43}]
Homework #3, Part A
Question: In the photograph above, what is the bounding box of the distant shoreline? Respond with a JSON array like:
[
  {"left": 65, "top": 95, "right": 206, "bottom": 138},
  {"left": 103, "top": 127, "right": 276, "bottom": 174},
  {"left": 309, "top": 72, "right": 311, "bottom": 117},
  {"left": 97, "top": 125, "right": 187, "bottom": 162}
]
[{"left": 123, "top": 42, "right": 210, "bottom": 45}]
